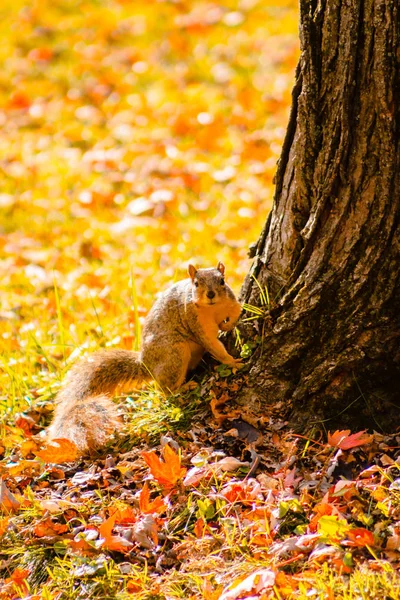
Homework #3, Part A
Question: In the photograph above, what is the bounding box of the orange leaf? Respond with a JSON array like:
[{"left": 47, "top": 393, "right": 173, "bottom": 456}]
[
  {"left": 69, "top": 537, "right": 96, "bottom": 556},
  {"left": 126, "top": 578, "right": 144, "bottom": 594},
  {"left": 139, "top": 482, "right": 167, "bottom": 514},
  {"left": 6, "top": 568, "right": 30, "bottom": 595},
  {"left": 193, "top": 517, "right": 206, "bottom": 539},
  {"left": 221, "top": 481, "right": 261, "bottom": 504},
  {"left": 8, "top": 91, "right": 31, "bottom": 110},
  {"left": 99, "top": 511, "right": 117, "bottom": 540},
  {"left": 35, "top": 438, "right": 79, "bottom": 463},
  {"left": 0, "top": 517, "right": 10, "bottom": 537},
  {"left": 28, "top": 47, "right": 53, "bottom": 62},
  {"left": 112, "top": 505, "right": 137, "bottom": 525},
  {"left": 102, "top": 533, "right": 133, "bottom": 553},
  {"left": 309, "top": 502, "right": 334, "bottom": 532},
  {"left": 99, "top": 512, "right": 133, "bottom": 553},
  {"left": 201, "top": 578, "right": 223, "bottom": 600},
  {"left": 14, "top": 413, "right": 37, "bottom": 436},
  {"left": 141, "top": 444, "right": 186, "bottom": 489},
  {"left": 331, "top": 556, "right": 353, "bottom": 574},
  {"left": 20, "top": 438, "right": 41, "bottom": 458},
  {"left": 34, "top": 518, "right": 68, "bottom": 538},
  {"left": 327, "top": 430, "right": 373, "bottom": 450},
  {"left": 0, "top": 478, "right": 21, "bottom": 513},
  {"left": 346, "top": 528, "right": 375, "bottom": 547}
]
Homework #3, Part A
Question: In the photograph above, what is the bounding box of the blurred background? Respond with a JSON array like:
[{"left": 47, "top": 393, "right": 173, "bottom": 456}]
[{"left": 0, "top": 0, "right": 299, "bottom": 400}]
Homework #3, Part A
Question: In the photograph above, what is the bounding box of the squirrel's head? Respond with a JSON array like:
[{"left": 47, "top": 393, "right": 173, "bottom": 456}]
[{"left": 188, "top": 262, "right": 228, "bottom": 306}]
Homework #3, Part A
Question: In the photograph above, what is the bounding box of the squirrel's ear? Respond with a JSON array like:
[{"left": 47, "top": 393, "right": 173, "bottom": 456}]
[
  {"left": 217, "top": 261, "right": 225, "bottom": 275},
  {"left": 188, "top": 264, "right": 197, "bottom": 281}
]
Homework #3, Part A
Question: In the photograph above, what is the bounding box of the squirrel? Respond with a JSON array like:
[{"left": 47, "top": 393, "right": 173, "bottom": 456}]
[{"left": 47, "top": 262, "right": 243, "bottom": 454}]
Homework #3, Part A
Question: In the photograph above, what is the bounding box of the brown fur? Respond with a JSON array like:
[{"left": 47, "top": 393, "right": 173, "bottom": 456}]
[{"left": 48, "top": 263, "right": 242, "bottom": 454}]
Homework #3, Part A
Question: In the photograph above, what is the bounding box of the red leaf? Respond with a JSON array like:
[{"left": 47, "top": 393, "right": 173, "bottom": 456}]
[
  {"left": 346, "top": 528, "right": 375, "bottom": 547},
  {"left": 327, "top": 430, "right": 373, "bottom": 450}
]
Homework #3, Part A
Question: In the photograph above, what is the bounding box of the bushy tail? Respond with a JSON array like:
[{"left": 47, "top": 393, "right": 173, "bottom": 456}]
[{"left": 47, "top": 350, "right": 146, "bottom": 454}]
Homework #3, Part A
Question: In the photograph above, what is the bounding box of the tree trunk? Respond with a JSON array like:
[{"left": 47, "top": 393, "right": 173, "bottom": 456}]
[{"left": 238, "top": 0, "right": 400, "bottom": 432}]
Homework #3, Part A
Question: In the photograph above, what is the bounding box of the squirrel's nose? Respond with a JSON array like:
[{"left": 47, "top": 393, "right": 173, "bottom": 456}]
[{"left": 207, "top": 290, "right": 216, "bottom": 299}]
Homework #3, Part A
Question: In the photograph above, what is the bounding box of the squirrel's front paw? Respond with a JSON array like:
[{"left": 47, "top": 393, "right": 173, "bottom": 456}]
[
  {"left": 219, "top": 317, "right": 233, "bottom": 332},
  {"left": 224, "top": 356, "right": 243, "bottom": 368}
]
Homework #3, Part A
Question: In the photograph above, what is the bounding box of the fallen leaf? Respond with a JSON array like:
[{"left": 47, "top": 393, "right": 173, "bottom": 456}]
[
  {"left": 6, "top": 459, "right": 42, "bottom": 477},
  {"left": 345, "top": 528, "right": 375, "bottom": 548},
  {"left": 6, "top": 567, "right": 30, "bottom": 596},
  {"left": 141, "top": 444, "right": 186, "bottom": 489},
  {"left": 220, "top": 569, "right": 276, "bottom": 600},
  {"left": 221, "top": 480, "right": 262, "bottom": 504},
  {"left": 99, "top": 512, "right": 133, "bottom": 553},
  {"left": 0, "top": 517, "right": 10, "bottom": 537},
  {"left": 327, "top": 430, "right": 374, "bottom": 450},
  {"left": 126, "top": 578, "right": 144, "bottom": 594},
  {"left": 318, "top": 515, "right": 350, "bottom": 542},
  {"left": 133, "top": 515, "right": 158, "bottom": 548},
  {"left": 212, "top": 456, "right": 250, "bottom": 473},
  {"left": 139, "top": 482, "right": 167, "bottom": 514},
  {"left": 0, "top": 478, "right": 21, "bottom": 513},
  {"left": 35, "top": 438, "right": 79, "bottom": 463},
  {"left": 193, "top": 517, "right": 207, "bottom": 538},
  {"left": 34, "top": 518, "right": 69, "bottom": 538},
  {"left": 183, "top": 466, "right": 211, "bottom": 487}
]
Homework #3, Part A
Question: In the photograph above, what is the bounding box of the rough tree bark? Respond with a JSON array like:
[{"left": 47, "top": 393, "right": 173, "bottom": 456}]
[{"left": 238, "top": 0, "right": 400, "bottom": 431}]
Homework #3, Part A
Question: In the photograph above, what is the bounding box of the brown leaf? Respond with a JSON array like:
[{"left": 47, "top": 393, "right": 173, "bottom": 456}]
[
  {"left": 133, "top": 515, "right": 158, "bottom": 548},
  {"left": 193, "top": 517, "right": 207, "bottom": 539}
]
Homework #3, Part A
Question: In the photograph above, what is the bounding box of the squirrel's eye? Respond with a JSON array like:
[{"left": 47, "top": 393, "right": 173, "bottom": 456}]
[
  {"left": 220, "top": 278, "right": 225, "bottom": 285},
  {"left": 194, "top": 281, "right": 199, "bottom": 287}
]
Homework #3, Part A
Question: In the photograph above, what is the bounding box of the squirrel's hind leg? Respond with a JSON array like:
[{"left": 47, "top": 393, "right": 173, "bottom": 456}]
[{"left": 150, "top": 342, "right": 191, "bottom": 394}]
